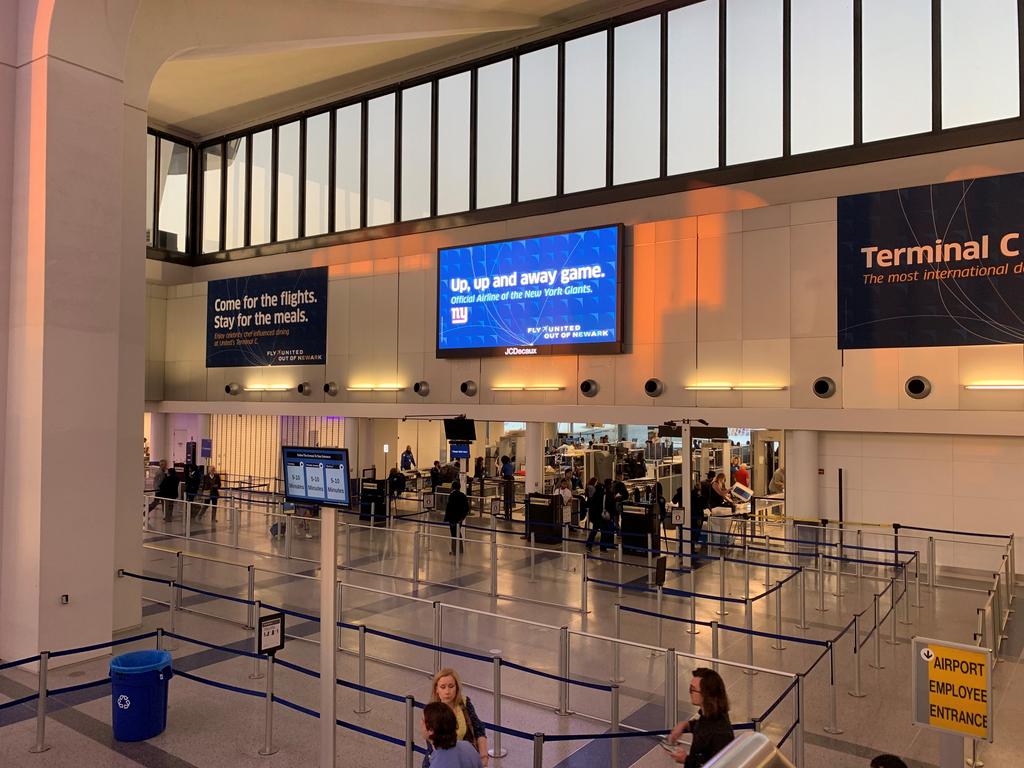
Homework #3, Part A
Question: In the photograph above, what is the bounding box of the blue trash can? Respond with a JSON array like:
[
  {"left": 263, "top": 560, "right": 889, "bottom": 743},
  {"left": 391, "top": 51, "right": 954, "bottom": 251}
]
[{"left": 110, "top": 650, "right": 173, "bottom": 741}]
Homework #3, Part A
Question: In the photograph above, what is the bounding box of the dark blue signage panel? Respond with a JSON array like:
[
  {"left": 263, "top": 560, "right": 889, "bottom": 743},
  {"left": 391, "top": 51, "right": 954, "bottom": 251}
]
[
  {"left": 838, "top": 173, "right": 1024, "bottom": 349},
  {"left": 437, "top": 225, "right": 623, "bottom": 358},
  {"left": 207, "top": 267, "right": 328, "bottom": 367}
]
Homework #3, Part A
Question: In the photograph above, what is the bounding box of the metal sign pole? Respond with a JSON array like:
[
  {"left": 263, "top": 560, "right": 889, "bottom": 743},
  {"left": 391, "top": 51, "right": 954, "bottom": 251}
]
[{"left": 319, "top": 506, "right": 337, "bottom": 768}]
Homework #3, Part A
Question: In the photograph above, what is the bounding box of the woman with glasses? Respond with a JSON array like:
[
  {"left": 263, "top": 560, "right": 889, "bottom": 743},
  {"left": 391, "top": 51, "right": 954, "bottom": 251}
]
[{"left": 666, "top": 667, "right": 734, "bottom": 766}]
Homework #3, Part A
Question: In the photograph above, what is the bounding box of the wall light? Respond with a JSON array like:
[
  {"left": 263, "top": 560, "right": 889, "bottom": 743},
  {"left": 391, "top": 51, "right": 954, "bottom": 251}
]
[
  {"left": 491, "top": 385, "right": 565, "bottom": 392},
  {"left": 963, "top": 383, "right": 1024, "bottom": 390},
  {"left": 346, "top": 385, "right": 406, "bottom": 392},
  {"left": 243, "top": 385, "right": 293, "bottom": 392},
  {"left": 684, "top": 383, "right": 787, "bottom": 391}
]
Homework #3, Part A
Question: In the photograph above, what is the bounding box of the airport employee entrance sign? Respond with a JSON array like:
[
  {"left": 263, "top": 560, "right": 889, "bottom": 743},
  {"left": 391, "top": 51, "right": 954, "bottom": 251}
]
[
  {"left": 911, "top": 636, "right": 992, "bottom": 742},
  {"left": 838, "top": 171, "right": 1024, "bottom": 349},
  {"left": 207, "top": 267, "right": 328, "bottom": 367}
]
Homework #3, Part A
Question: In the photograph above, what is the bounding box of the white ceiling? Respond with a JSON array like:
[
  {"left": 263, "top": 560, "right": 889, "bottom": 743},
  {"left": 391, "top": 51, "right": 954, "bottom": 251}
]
[{"left": 148, "top": 0, "right": 641, "bottom": 139}]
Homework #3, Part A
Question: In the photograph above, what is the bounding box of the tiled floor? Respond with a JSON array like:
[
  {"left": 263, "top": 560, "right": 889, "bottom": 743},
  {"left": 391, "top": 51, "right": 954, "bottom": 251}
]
[{"left": 0, "top": 501, "right": 1018, "bottom": 767}]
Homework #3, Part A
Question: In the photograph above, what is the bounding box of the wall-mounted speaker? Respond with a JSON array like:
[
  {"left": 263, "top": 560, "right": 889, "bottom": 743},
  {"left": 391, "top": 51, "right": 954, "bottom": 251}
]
[
  {"left": 323, "top": 381, "right": 339, "bottom": 397},
  {"left": 225, "top": 382, "right": 241, "bottom": 396},
  {"left": 413, "top": 381, "right": 430, "bottom": 397},
  {"left": 297, "top": 382, "right": 313, "bottom": 396},
  {"left": 812, "top": 377, "right": 837, "bottom": 399},
  {"left": 643, "top": 378, "right": 665, "bottom": 398},
  {"left": 580, "top": 379, "right": 600, "bottom": 397},
  {"left": 460, "top": 380, "right": 478, "bottom": 397},
  {"left": 905, "top": 376, "right": 932, "bottom": 400}
]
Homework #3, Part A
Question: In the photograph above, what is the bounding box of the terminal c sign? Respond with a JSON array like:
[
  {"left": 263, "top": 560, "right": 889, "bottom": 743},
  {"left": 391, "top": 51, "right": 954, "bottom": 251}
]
[{"left": 911, "top": 637, "right": 992, "bottom": 742}]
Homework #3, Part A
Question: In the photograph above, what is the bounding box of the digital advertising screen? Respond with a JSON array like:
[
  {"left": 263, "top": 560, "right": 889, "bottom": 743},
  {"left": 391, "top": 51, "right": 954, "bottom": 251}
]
[
  {"left": 437, "top": 224, "right": 623, "bottom": 358},
  {"left": 449, "top": 442, "right": 471, "bottom": 461},
  {"left": 281, "top": 446, "right": 350, "bottom": 507}
]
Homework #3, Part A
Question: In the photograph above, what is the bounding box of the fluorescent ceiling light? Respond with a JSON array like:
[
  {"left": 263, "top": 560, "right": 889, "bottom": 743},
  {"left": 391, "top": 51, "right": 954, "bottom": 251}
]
[
  {"left": 243, "top": 385, "right": 292, "bottom": 392},
  {"left": 684, "top": 384, "right": 733, "bottom": 391},
  {"left": 346, "top": 385, "right": 406, "bottom": 392}
]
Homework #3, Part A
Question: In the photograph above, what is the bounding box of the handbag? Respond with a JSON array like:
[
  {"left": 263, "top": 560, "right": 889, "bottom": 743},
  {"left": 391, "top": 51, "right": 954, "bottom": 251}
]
[{"left": 601, "top": 510, "right": 611, "bottom": 522}]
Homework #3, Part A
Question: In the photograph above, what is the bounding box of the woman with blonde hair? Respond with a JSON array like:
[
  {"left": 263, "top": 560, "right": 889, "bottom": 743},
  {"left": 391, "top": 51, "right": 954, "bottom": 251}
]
[{"left": 425, "top": 668, "right": 488, "bottom": 767}]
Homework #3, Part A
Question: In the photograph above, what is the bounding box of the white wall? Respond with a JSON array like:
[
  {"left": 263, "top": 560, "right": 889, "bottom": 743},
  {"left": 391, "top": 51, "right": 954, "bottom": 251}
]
[{"left": 819, "top": 432, "right": 1020, "bottom": 573}]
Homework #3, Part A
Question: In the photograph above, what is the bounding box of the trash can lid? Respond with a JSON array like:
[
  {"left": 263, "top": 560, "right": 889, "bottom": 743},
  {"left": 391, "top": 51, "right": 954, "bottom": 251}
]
[{"left": 110, "top": 650, "right": 172, "bottom": 674}]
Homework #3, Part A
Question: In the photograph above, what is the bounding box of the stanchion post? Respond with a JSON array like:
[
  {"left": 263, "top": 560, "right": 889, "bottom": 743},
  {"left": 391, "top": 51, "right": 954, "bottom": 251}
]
[
  {"left": 488, "top": 652, "right": 508, "bottom": 758},
  {"left": 665, "top": 649, "right": 678, "bottom": 729},
  {"left": 887, "top": 575, "right": 899, "bottom": 645},
  {"left": 928, "top": 536, "right": 936, "bottom": 589},
  {"left": 856, "top": 530, "right": 864, "bottom": 583},
  {"left": 743, "top": 543, "right": 750, "bottom": 601},
  {"left": 232, "top": 503, "right": 240, "bottom": 549},
  {"left": 354, "top": 624, "right": 371, "bottom": 714},
  {"left": 413, "top": 529, "right": 421, "bottom": 589},
  {"left": 711, "top": 621, "right": 720, "bottom": 673},
  {"left": 764, "top": 553, "right": 772, "bottom": 590},
  {"left": 610, "top": 683, "right": 620, "bottom": 768},
  {"left": 489, "top": 535, "right": 498, "bottom": 598},
  {"left": 250, "top": 600, "right": 264, "bottom": 680},
  {"left": 900, "top": 565, "right": 912, "bottom": 625},
  {"left": 335, "top": 581, "right": 343, "bottom": 651},
  {"left": 532, "top": 733, "right": 544, "bottom": 768},
  {"left": 258, "top": 655, "right": 278, "bottom": 755},
  {"left": 771, "top": 581, "right": 786, "bottom": 650},
  {"left": 564, "top": 523, "right": 571, "bottom": 572},
  {"left": 558, "top": 626, "right": 570, "bottom": 715},
  {"left": 647, "top": 532, "right": 654, "bottom": 586},
  {"left": 166, "top": 580, "right": 177, "bottom": 649},
  {"left": 612, "top": 604, "right": 624, "bottom": 683},
  {"left": 581, "top": 555, "right": 589, "bottom": 614},
  {"left": 823, "top": 643, "right": 843, "bottom": 734},
  {"left": 433, "top": 601, "right": 443, "bottom": 672},
  {"left": 656, "top": 587, "right": 664, "bottom": 649},
  {"left": 869, "top": 594, "right": 883, "bottom": 669},
  {"left": 686, "top": 563, "right": 699, "bottom": 635},
  {"left": 529, "top": 532, "right": 537, "bottom": 584},
  {"left": 345, "top": 522, "right": 353, "bottom": 567},
  {"left": 185, "top": 499, "right": 191, "bottom": 539},
  {"left": 849, "top": 614, "right": 866, "bottom": 698},
  {"left": 795, "top": 675, "right": 805, "bottom": 768},
  {"left": 743, "top": 598, "right": 756, "bottom": 674},
  {"left": 28, "top": 651, "right": 50, "bottom": 754},
  {"left": 247, "top": 565, "right": 256, "bottom": 629},
  {"left": 913, "top": 551, "right": 923, "bottom": 607},
  {"left": 404, "top": 695, "right": 415, "bottom": 768},
  {"left": 175, "top": 551, "right": 183, "bottom": 609},
  {"left": 797, "top": 568, "right": 809, "bottom": 629},
  {"left": 718, "top": 554, "right": 728, "bottom": 616},
  {"left": 618, "top": 540, "right": 624, "bottom": 600},
  {"left": 816, "top": 555, "right": 827, "bottom": 613}
]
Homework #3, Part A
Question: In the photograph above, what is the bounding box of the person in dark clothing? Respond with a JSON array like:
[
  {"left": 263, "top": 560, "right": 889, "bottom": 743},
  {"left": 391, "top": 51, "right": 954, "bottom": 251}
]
[
  {"left": 689, "top": 483, "right": 706, "bottom": 555},
  {"left": 430, "top": 461, "right": 442, "bottom": 490},
  {"left": 470, "top": 457, "right": 485, "bottom": 498},
  {"left": 651, "top": 482, "right": 666, "bottom": 555},
  {"left": 584, "top": 480, "right": 604, "bottom": 551},
  {"left": 148, "top": 460, "right": 168, "bottom": 512},
  {"left": 870, "top": 757, "right": 908, "bottom": 768},
  {"left": 158, "top": 466, "right": 180, "bottom": 522},
  {"left": 388, "top": 467, "right": 407, "bottom": 499},
  {"left": 444, "top": 480, "right": 469, "bottom": 555},
  {"left": 700, "top": 471, "right": 715, "bottom": 511},
  {"left": 601, "top": 478, "right": 618, "bottom": 551},
  {"left": 667, "top": 667, "right": 734, "bottom": 767},
  {"left": 500, "top": 456, "right": 515, "bottom": 519},
  {"left": 184, "top": 464, "right": 203, "bottom": 519},
  {"left": 207, "top": 466, "right": 222, "bottom": 523}
]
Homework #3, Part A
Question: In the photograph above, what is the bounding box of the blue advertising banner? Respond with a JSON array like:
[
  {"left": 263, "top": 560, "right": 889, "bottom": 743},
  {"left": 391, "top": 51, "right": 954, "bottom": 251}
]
[
  {"left": 206, "top": 267, "right": 328, "bottom": 367},
  {"left": 838, "top": 173, "right": 1024, "bottom": 349},
  {"left": 437, "top": 224, "right": 622, "bottom": 358}
]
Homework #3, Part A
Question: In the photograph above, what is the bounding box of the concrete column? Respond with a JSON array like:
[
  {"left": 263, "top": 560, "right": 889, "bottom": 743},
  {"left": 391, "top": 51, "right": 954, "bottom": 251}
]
[
  {"left": 525, "top": 422, "right": 544, "bottom": 494},
  {"left": 1, "top": 14, "right": 144, "bottom": 658},
  {"left": 784, "top": 430, "right": 819, "bottom": 522},
  {"left": 0, "top": 0, "right": 15, "bottom": 589}
]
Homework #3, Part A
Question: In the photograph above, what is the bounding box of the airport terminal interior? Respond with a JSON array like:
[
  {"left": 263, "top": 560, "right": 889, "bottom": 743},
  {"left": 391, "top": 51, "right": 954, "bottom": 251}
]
[{"left": 2, "top": 1, "right": 1024, "bottom": 767}]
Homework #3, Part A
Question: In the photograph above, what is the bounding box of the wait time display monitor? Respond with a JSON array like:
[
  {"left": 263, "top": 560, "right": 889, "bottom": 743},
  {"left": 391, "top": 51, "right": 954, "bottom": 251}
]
[{"left": 282, "top": 446, "right": 350, "bottom": 507}]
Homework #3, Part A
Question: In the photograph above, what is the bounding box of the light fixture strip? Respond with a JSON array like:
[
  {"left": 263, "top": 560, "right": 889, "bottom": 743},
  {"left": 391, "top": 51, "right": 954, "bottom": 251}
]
[
  {"left": 346, "top": 385, "right": 406, "bottom": 392},
  {"left": 964, "top": 383, "right": 1024, "bottom": 390},
  {"left": 243, "top": 385, "right": 292, "bottom": 392}
]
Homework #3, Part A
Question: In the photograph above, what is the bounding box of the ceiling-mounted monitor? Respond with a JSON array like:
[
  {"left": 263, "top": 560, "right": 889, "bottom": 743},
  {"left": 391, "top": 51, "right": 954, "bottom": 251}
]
[
  {"left": 444, "top": 418, "right": 476, "bottom": 442},
  {"left": 436, "top": 224, "right": 624, "bottom": 358}
]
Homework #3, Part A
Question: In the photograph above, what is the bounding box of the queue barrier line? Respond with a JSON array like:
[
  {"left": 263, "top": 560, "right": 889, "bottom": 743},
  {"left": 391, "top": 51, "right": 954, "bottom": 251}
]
[
  {"left": 50, "top": 631, "right": 159, "bottom": 659},
  {"left": 586, "top": 574, "right": 747, "bottom": 604},
  {"left": 362, "top": 626, "right": 493, "bottom": 665},
  {"left": 776, "top": 718, "right": 799, "bottom": 749},
  {"left": 751, "top": 569, "right": 802, "bottom": 602},
  {"left": 618, "top": 604, "right": 829, "bottom": 648},
  {"left": 176, "top": 582, "right": 254, "bottom": 607},
  {"left": 618, "top": 605, "right": 714, "bottom": 628},
  {"left": 336, "top": 678, "right": 409, "bottom": 705},
  {"left": 165, "top": 630, "right": 260, "bottom": 659},
  {"left": 260, "top": 602, "right": 319, "bottom": 625},
  {"left": 0, "top": 654, "right": 41, "bottom": 672},
  {"left": 0, "top": 693, "right": 41, "bottom": 712},
  {"left": 49, "top": 677, "right": 113, "bottom": 697},
  {"left": 500, "top": 660, "right": 614, "bottom": 692},
  {"left": 118, "top": 570, "right": 173, "bottom": 586},
  {"left": 804, "top": 645, "right": 832, "bottom": 675},
  {"left": 336, "top": 715, "right": 407, "bottom": 748},
  {"left": 274, "top": 657, "right": 318, "bottom": 679},
  {"left": 174, "top": 667, "right": 264, "bottom": 698},
  {"left": 895, "top": 524, "right": 1011, "bottom": 540},
  {"left": 759, "top": 678, "right": 799, "bottom": 722}
]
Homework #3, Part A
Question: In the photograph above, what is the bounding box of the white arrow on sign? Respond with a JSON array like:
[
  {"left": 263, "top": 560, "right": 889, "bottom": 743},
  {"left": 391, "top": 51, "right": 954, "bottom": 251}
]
[{"left": 920, "top": 647, "right": 935, "bottom": 663}]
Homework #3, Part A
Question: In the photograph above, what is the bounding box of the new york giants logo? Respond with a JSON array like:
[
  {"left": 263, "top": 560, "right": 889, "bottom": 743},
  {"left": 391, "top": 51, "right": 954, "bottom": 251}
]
[{"left": 451, "top": 307, "right": 469, "bottom": 325}]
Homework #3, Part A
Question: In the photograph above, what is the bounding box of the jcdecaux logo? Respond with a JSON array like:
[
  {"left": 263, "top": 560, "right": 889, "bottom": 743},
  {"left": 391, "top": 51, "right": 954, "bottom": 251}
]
[{"left": 504, "top": 347, "right": 538, "bottom": 356}]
